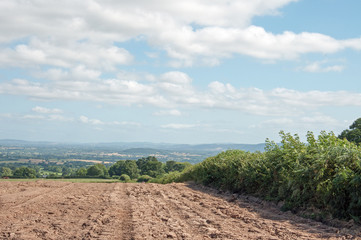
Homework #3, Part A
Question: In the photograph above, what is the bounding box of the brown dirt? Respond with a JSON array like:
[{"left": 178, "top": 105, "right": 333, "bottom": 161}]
[{"left": 0, "top": 181, "right": 360, "bottom": 240}]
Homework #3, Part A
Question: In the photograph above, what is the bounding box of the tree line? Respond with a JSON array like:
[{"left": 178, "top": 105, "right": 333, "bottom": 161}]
[{"left": 0, "top": 156, "right": 191, "bottom": 182}]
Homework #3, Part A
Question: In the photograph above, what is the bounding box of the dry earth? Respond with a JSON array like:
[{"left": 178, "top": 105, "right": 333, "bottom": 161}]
[{"left": 0, "top": 181, "right": 360, "bottom": 240}]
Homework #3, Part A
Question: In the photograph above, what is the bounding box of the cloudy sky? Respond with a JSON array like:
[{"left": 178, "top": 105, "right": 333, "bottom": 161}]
[{"left": 1, "top": 0, "right": 361, "bottom": 144}]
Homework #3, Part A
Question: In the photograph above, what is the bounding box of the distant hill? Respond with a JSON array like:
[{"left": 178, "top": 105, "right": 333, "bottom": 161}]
[
  {"left": 0, "top": 139, "right": 266, "bottom": 152},
  {"left": 163, "top": 143, "right": 266, "bottom": 152},
  {"left": 0, "top": 139, "right": 267, "bottom": 163},
  {"left": 121, "top": 148, "right": 170, "bottom": 155},
  {"left": 0, "top": 139, "right": 32, "bottom": 145}
]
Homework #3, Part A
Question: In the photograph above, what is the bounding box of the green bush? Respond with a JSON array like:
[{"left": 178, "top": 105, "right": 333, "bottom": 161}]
[
  {"left": 0, "top": 167, "right": 12, "bottom": 177},
  {"left": 137, "top": 175, "right": 152, "bottom": 182},
  {"left": 151, "top": 171, "right": 183, "bottom": 184},
  {"left": 119, "top": 174, "right": 131, "bottom": 182},
  {"left": 177, "top": 131, "right": 361, "bottom": 221},
  {"left": 46, "top": 173, "right": 61, "bottom": 179}
]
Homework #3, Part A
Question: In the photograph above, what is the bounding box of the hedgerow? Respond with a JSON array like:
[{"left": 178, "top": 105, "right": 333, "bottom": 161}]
[{"left": 177, "top": 131, "right": 361, "bottom": 221}]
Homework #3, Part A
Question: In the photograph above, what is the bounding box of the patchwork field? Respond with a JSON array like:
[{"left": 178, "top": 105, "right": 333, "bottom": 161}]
[{"left": 0, "top": 181, "right": 360, "bottom": 239}]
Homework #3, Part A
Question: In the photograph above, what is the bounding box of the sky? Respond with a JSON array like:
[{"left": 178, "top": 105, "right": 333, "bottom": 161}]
[{"left": 1, "top": 0, "right": 361, "bottom": 144}]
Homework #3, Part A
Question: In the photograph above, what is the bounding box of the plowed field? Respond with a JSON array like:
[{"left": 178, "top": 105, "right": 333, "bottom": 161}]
[{"left": 0, "top": 181, "right": 360, "bottom": 239}]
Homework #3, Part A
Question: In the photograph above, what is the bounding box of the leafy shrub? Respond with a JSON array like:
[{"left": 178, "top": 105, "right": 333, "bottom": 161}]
[
  {"left": 119, "top": 174, "right": 131, "bottom": 182},
  {"left": 164, "top": 161, "right": 191, "bottom": 173},
  {"left": 46, "top": 173, "right": 61, "bottom": 179},
  {"left": 137, "top": 175, "right": 152, "bottom": 182},
  {"left": 151, "top": 171, "right": 183, "bottom": 184},
  {"left": 177, "top": 131, "right": 361, "bottom": 221},
  {"left": 0, "top": 167, "right": 12, "bottom": 177}
]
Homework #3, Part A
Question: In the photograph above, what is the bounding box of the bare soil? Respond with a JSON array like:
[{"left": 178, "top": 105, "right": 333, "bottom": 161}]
[{"left": 0, "top": 181, "right": 360, "bottom": 239}]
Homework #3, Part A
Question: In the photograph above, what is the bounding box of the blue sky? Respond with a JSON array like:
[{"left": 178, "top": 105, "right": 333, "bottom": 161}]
[{"left": 1, "top": 0, "right": 361, "bottom": 144}]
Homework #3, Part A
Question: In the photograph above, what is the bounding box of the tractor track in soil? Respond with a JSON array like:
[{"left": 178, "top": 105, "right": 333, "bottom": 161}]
[{"left": 0, "top": 181, "right": 360, "bottom": 239}]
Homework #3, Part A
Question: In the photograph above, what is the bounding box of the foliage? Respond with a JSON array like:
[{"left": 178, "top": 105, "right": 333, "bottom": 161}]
[
  {"left": 109, "top": 160, "right": 139, "bottom": 179},
  {"left": 13, "top": 167, "right": 37, "bottom": 178},
  {"left": 177, "top": 131, "right": 361, "bottom": 221},
  {"left": 46, "top": 173, "right": 61, "bottom": 179},
  {"left": 0, "top": 155, "right": 193, "bottom": 181},
  {"left": 150, "top": 171, "right": 183, "bottom": 184},
  {"left": 0, "top": 167, "right": 12, "bottom": 177},
  {"left": 86, "top": 164, "right": 108, "bottom": 178},
  {"left": 62, "top": 166, "right": 73, "bottom": 177},
  {"left": 339, "top": 118, "right": 361, "bottom": 144},
  {"left": 136, "top": 156, "right": 165, "bottom": 177},
  {"left": 164, "top": 161, "right": 191, "bottom": 173},
  {"left": 76, "top": 167, "right": 87, "bottom": 177},
  {"left": 46, "top": 166, "right": 62, "bottom": 173},
  {"left": 119, "top": 174, "right": 131, "bottom": 182},
  {"left": 137, "top": 175, "right": 152, "bottom": 182}
]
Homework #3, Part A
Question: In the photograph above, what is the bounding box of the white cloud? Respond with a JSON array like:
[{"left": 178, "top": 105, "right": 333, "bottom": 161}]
[
  {"left": 1, "top": 112, "right": 73, "bottom": 122},
  {"left": 157, "top": 71, "right": 194, "bottom": 98},
  {"left": 262, "top": 118, "right": 294, "bottom": 126},
  {"left": 0, "top": 0, "right": 360, "bottom": 68},
  {"left": 0, "top": 39, "right": 133, "bottom": 70},
  {"left": 207, "top": 128, "right": 244, "bottom": 134},
  {"left": 32, "top": 106, "right": 63, "bottom": 114},
  {"left": 2, "top": 71, "right": 361, "bottom": 117},
  {"left": 79, "top": 116, "right": 104, "bottom": 125},
  {"left": 38, "top": 65, "right": 102, "bottom": 82},
  {"left": 161, "top": 123, "right": 197, "bottom": 129},
  {"left": 0, "top": 77, "right": 165, "bottom": 106},
  {"left": 160, "top": 71, "right": 192, "bottom": 85},
  {"left": 79, "top": 116, "right": 141, "bottom": 127},
  {"left": 0, "top": 0, "right": 298, "bottom": 42},
  {"left": 343, "top": 38, "right": 361, "bottom": 50},
  {"left": 157, "top": 26, "right": 353, "bottom": 66},
  {"left": 112, "top": 121, "right": 142, "bottom": 127},
  {"left": 22, "top": 115, "right": 46, "bottom": 120},
  {"left": 301, "top": 115, "right": 339, "bottom": 125},
  {"left": 47, "top": 115, "right": 73, "bottom": 122},
  {"left": 301, "top": 61, "right": 345, "bottom": 73},
  {"left": 0, "top": 113, "right": 13, "bottom": 119},
  {"left": 153, "top": 109, "right": 182, "bottom": 116},
  {"left": 145, "top": 52, "right": 159, "bottom": 59},
  {"left": 254, "top": 115, "right": 341, "bottom": 130}
]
